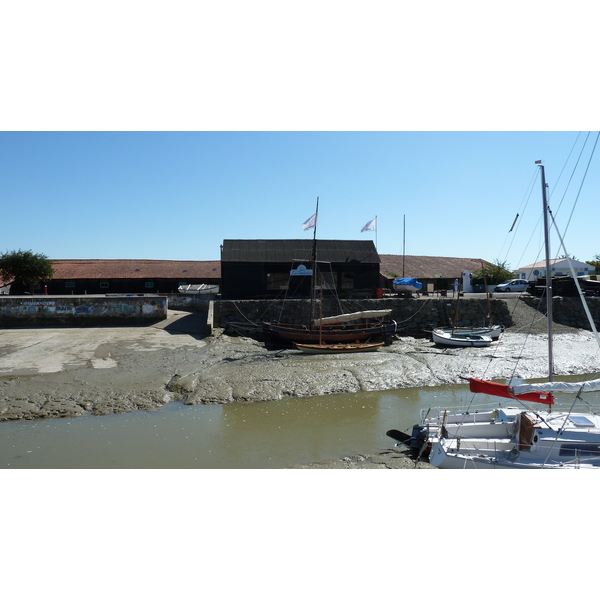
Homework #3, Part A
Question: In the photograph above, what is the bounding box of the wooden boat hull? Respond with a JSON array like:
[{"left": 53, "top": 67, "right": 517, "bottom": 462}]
[
  {"left": 295, "top": 341, "right": 385, "bottom": 354},
  {"left": 263, "top": 321, "right": 397, "bottom": 343}
]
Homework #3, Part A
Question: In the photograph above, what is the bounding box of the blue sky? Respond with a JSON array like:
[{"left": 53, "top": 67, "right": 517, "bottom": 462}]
[
  {"left": 1, "top": 131, "right": 599, "bottom": 272},
  {"left": 3, "top": 3, "right": 600, "bottom": 274}
]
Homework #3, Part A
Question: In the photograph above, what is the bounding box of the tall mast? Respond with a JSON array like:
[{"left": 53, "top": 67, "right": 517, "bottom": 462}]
[
  {"left": 539, "top": 163, "right": 554, "bottom": 381},
  {"left": 309, "top": 197, "right": 319, "bottom": 325}
]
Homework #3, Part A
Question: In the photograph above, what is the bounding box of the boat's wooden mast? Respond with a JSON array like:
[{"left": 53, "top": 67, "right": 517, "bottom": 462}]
[
  {"left": 309, "top": 197, "right": 319, "bottom": 326},
  {"left": 539, "top": 163, "right": 554, "bottom": 381}
]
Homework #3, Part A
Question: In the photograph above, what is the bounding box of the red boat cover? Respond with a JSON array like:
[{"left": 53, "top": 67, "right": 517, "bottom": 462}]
[{"left": 469, "top": 378, "right": 555, "bottom": 406}]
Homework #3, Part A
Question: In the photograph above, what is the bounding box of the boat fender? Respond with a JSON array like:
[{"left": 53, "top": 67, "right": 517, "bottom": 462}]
[{"left": 508, "top": 447, "right": 519, "bottom": 461}]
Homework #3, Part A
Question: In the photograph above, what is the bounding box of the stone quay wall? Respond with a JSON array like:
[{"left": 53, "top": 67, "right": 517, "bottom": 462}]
[
  {"left": 211, "top": 296, "right": 514, "bottom": 337},
  {"left": 211, "top": 295, "right": 600, "bottom": 337},
  {"left": 521, "top": 295, "right": 600, "bottom": 330},
  {"left": 165, "top": 293, "right": 214, "bottom": 311},
  {"left": 0, "top": 295, "right": 168, "bottom": 326}
]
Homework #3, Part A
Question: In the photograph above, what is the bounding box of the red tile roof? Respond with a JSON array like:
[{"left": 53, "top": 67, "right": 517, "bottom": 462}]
[
  {"left": 50, "top": 259, "right": 221, "bottom": 280},
  {"left": 379, "top": 255, "right": 491, "bottom": 279}
]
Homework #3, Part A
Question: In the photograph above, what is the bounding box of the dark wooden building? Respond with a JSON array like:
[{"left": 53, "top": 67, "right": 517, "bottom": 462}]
[
  {"left": 220, "top": 239, "right": 382, "bottom": 300},
  {"left": 10, "top": 259, "right": 221, "bottom": 295}
]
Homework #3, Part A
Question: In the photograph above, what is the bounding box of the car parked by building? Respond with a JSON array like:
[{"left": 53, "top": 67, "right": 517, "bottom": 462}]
[{"left": 494, "top": 279, "right": 529, "bottom": 293}]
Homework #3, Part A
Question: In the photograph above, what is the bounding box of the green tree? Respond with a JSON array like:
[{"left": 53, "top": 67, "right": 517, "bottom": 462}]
[
  {"left": 471, "top": 259, "right": 513, "bottom": 286},
  {"left": 587, "top": 254, "right": 600, "bottom": 275},
  {"left": 0, "top": 250, "right": 54, "bottom": 293}
]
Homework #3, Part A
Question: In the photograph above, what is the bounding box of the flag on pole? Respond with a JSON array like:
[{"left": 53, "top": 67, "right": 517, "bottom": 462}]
[
  {"left": 361, "top": 217, "right": 376, "bottom": 232},
  {"left": 302, "top": 213, "right": 317, "bottom": 231},
  {"left": 535, "top": 160, "right": 542, "bottom": 164}
]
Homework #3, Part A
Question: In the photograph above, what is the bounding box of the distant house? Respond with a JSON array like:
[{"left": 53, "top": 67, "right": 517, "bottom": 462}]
[
  {"left": 379, "top": 255, "right": 492, "bottom": 292},
  {"left": 0, "top": 275, "right": 10, "bottom": 294},
  {"left": 515, "top": 258, "right": 595, "bottom": 281},
  {"left": 220, "top": 239, "right": 381, "bottom": 300},
  {"left": 9, "top": 259, "right": 221, "bottom": 295}
]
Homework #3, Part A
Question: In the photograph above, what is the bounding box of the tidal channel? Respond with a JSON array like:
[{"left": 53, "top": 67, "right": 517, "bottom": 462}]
[{"left": 2, "top": 381, "right": 599, "bottom": 468}]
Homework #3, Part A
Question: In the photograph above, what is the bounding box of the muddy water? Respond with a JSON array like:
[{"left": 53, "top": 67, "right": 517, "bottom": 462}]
[
  {"left": 3, "top": 380, "right": 599, "bottom": 469},
  {"left": 0, "top": 384, "right": 471, "bottom": 469}
]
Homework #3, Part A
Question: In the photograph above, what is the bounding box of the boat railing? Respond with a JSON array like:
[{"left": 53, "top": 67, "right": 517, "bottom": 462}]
[{"left": 421, "top": 404, "right": 513, "bottom": 425}]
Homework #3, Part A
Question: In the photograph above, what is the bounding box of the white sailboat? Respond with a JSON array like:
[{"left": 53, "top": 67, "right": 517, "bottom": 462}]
[{"left": 387, "top": 161, "right": 600, "bottom": 469}]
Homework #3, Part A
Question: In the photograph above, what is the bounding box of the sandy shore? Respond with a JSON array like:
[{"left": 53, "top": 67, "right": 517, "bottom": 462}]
[{"left": 1, "top": 307, "right": 599, "bottom": 467}]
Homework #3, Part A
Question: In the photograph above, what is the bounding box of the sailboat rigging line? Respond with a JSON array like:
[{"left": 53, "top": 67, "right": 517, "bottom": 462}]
[
  {"left": 561, "top": 131, "right": 599, "bottom": 238},
  {"left": 549, "top": 131, "right": 587, "bottom": 213},
  {"left": 541, "top": 390, "right": 585, "bottom": 467},
  {"left": 499, "top": 167, "right": 538, "bottom": 266},
  {"left": 548, "top": 209, "right": 600, "bottom": 350}
]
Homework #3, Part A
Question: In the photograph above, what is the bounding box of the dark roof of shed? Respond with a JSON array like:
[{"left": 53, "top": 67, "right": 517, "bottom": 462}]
[
  {"left": 222, "top": 240, "right": 380, "bottom": 264},
  {"left": 379, "top": 254, "right": 491, "bottom": 279},
  {"left": 50, "top": 259, "right": 221, "bottom": 279}
]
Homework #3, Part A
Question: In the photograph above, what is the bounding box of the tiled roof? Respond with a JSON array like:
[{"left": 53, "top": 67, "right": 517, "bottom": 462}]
[
  {"left": 50, "top": 259, "right": 221, "bottom": 279},
  {"left": 379, "top": 255, "right": 491, "bottom": 279}
]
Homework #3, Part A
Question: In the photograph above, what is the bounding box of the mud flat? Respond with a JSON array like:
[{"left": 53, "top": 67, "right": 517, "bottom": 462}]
[{"left": 1, "top": 310, "right": 598, "bottom": 425}]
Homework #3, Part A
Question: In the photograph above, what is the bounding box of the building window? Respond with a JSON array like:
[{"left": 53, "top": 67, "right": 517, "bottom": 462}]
[
  {"left": 65, "top": 281, "right": 76, "bottom": 288},
  {"left": 100, "top": 282, "right": 109, "bottom": 289},
  {"left": 145, "top": 282, "right": 154, "bottom": 289}
]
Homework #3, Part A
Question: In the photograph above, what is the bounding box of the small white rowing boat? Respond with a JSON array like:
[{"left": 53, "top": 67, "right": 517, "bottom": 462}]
[{"left": 431, "top": 329, "right": 493, "bottom": 347}]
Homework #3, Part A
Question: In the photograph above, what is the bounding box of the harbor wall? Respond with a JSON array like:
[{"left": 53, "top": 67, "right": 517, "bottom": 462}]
[
  {"left": 211, "top": 296, "right": 600, "bottom": 338},
  {"left": 211, "top": 296, "right": 514, "bottom": 338},
  {"left": 165, "top": 293, "right": 214, "bottom": 311},
  {"left": 521, "top": 295, "right": 600, "bottom": 330},
  {"left": 0, "top": 295, "right": 168, "bottom": 325}
]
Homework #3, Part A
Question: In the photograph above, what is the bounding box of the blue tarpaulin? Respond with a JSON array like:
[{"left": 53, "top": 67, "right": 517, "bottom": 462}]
[{"left": 392, "top": 277, "right": 423, "bottom": 290}]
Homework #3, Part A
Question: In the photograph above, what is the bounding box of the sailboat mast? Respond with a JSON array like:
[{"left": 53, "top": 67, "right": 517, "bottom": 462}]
[
  {"left": 309, "top": 197, "right": 319, "bottom": 325},
  {"left": 539, "top": 163, "right": 554, "bottom": 381}
]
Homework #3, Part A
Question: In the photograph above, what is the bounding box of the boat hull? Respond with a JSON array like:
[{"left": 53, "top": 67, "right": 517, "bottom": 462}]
[
  {"left": 429, "top": 436, "right": 600, "bottom": 469},
  {"left": 295, "top": 341, "right": 385, "bottom": 354},
  {"left": 399, "top": 407, "right": 600, "bottom": 469},
  {"left": 393, "top": 284, "right": 420, "bottom": 293},
  {"left": 431, "top": 330, "right": 493, "bottom": 347},
  {"left": 392, "top": 277, "right": 423, "bottom": 295},
  {"left": 263, "top": 321, "right": 397, "bottom": 343},
  {"left": 434, "top": 325, "right": 503, "bottom": 340}
]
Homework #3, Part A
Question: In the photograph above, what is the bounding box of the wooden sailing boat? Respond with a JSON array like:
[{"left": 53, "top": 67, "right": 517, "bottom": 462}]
[
  {"left": 294, "top": 283, "right": 385, "bottom": 353},
  {"left": 388, "top": 161, "right": 600, "bottom": 468},
  {"left": 263, "top": 198, "right": 397, "bottom": 346}
]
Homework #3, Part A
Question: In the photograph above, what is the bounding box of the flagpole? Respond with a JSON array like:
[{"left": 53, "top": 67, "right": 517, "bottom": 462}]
[
  {"left": 402, "top": 214, "right": 405, "bottom": 277},
  {"left": 375, "top": 215, "right": 378, "bottom": 250}
]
